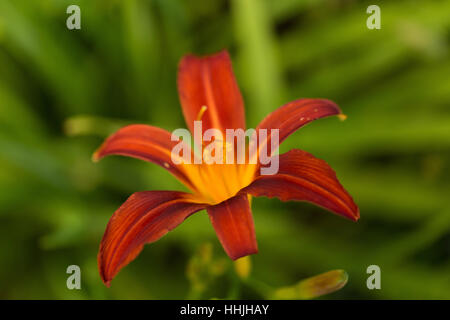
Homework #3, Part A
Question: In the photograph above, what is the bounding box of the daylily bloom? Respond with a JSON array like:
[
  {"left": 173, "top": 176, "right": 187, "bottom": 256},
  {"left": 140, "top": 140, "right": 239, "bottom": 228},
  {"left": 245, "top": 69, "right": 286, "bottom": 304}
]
[{"left": 94, "top": 50, "right": 359, "bottom": 286}]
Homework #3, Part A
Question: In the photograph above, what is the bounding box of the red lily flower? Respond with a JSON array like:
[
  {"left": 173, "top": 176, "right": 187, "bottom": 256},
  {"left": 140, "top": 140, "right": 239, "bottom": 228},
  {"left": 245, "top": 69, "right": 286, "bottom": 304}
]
[{"left": 94, "top": 51, "right": 359, "bottom": 286}]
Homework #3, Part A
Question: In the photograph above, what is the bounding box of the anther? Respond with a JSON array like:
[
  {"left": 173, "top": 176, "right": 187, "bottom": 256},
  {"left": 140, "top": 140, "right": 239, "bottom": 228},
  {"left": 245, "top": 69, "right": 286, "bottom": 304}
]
[{"left": 196, "top": 105, "right": 208, "bottom": 121}]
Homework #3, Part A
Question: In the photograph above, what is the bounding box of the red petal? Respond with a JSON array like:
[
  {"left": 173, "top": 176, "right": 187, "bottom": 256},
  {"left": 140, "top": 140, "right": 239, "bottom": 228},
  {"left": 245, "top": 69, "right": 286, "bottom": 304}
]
[
  {"left": 98, "top": 191, "right": 206, "bottom": 286},
  {"left": 242, "top": 149, "right": 359, "bottom": 221},
  {"left": 254, "top": 99, "right": 342, "bottom": 157},
  {"left": 178, "top": 50, "right": 246, "bottom": 134},
  {"left": 93, "top": 124, "right": 196, "bottom": 191},
  {"left": 207, "top": 194, "right": 258, "bottom": 260}
]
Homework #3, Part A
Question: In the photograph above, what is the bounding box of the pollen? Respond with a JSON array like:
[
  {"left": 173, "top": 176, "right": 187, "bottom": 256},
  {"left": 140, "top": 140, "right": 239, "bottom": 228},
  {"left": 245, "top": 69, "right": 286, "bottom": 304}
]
[{"left": 163, "top": 162, "right": 170, "bottom": 168}]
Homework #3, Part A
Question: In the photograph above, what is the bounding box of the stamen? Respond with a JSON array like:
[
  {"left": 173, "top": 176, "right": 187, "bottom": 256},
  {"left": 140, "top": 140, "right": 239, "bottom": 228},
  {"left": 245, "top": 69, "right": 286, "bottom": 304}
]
[
  {"left": 338, "top": 114, "right": 347, "bottom": 121},
  {"left": 224, "top": 141, "right": 233, "bottom": 153},
  {"left": 196, "top": 105, "right": 208, "bottom": 121},
  {"left": 203, "top": 148, "right": 212, "bottom": 163},
  {"left": 203, "top": 140, "right": 227, "bottom": 163},
  {"left": 224, "top": 141, "right": 233, "bottom": 163}
]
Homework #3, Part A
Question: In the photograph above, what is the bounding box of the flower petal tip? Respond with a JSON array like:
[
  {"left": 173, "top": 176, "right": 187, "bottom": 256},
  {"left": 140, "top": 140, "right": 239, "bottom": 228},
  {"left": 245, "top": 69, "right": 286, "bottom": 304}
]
[
  {"left": 342, "top": 205, "right": 360, "bottom": 222},
  {"left": 91, "top": 151, "right": 101, "bottom": 163},
  {"left": 345, "top": 207, "right": 360, "bottom": 222},
  {"left": 99, "top": 268, "right": 111, "bottom": 287},
  {"left": 230, "top": 249, "right": 258, "bottom": 261},
  {"left": 352, "top": 208, "right": 361, "bottom": 221}
]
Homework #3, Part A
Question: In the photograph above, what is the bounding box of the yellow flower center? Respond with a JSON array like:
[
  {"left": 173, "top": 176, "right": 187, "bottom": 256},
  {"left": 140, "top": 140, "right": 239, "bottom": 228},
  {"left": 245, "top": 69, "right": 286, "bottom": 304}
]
[
  {"left": 185, "top": 141, "right": 257, "bottom": 205},
  {"left": 181, "top": 106, "right": 258, "bottom": 204}
]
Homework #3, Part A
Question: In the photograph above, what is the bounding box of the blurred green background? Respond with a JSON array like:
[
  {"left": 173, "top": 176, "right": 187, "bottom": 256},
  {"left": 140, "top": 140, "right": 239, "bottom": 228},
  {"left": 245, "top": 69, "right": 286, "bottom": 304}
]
[{"left": 0, "top": 0, "right": 449, "bottom": 299}]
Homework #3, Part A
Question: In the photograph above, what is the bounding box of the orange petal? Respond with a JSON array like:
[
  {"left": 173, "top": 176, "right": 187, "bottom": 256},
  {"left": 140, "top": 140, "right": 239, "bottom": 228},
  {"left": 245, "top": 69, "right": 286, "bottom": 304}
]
[
  {"left": 207, "top": 194, "right": 258, "bottom": 260},
  {"left": 178, "top": 50, "right": 246, "bottom": 134},
  {"left": 242, "top": 149, "right": 359, "bottom": 221},
  {"left": 93, "top": 124, "right": 197, "bottom": 191},
  {"left": 98, "top": 191, "right": 206, "bottom": 286},
  {"left": 254, "top": 98, "right": 342, "bottom": 158}
]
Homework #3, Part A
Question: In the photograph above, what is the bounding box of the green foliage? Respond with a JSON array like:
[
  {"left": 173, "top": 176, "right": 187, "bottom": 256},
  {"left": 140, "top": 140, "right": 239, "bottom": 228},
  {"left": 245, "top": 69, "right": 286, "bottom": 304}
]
[{"left": 0, "top": 0, "right": 449, "bottom": 299}]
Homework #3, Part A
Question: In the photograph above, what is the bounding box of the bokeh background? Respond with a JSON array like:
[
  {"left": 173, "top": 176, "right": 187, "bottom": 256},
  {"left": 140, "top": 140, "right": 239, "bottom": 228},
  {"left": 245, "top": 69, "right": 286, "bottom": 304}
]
[{"left": 0, "top": 0, "right": 449, "bottom": 299}]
